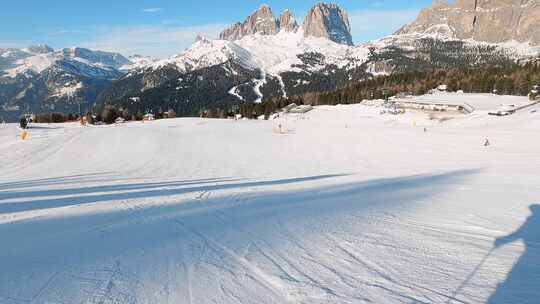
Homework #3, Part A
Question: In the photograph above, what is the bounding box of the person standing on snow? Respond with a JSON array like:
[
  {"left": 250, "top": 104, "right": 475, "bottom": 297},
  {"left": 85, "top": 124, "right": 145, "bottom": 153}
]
[{"left": 19, "top": 117, "right": 28, "bottom": 129}]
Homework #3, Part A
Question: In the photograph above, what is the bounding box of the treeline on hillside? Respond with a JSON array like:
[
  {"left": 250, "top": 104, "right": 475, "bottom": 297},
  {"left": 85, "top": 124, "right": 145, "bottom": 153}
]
[
  {"left": 29, "top": 107, "right": 176, "bottom": 125},
  {"left": 33, "top": 112, "right": 81, "bottom": 123},
  {"left": 232, "top": 62, "right": 540, "bottom": 119},
  {"left": 310, "top": 62, "right": 540, "bottom": 106},
  {"left": 39, "top": 62, "right": 539, "bottom": 121},
  {"left": 94, "top": 106, "right": 176, "bottom": 124}
]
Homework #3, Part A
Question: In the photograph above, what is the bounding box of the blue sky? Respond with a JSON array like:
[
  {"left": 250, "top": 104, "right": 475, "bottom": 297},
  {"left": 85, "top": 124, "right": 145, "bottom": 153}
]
[{"left": 0, "top": 0, "right": 432, "bottom": 58}]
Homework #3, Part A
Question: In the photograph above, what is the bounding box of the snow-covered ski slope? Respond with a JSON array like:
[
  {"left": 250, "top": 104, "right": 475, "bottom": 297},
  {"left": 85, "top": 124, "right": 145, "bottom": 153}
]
[{"left": 1, "top": 96, "right": 539, "bottom": 303}]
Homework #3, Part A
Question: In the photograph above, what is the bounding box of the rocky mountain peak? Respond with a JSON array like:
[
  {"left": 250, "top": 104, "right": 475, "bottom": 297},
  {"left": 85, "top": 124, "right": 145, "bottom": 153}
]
[
  {"left": 397, "top": 0, "right": 540, "bottom": 45},
  {"left": 279, "top": 10, "right": 299, "bottom": 33},
  {"left": 219, "top": 3, "right": 352, "bottom": 45},
  {"left": 303, "top": 3, "right": 353, "bottom": 45},
  {"left": 245, "top": 4, "right": 279, "bottom": 34},
  {"left": 257, "top": 4, "right": 272, "bottom": 14},
  {"left": 219, "top": 23, "right": 243, "bottom": 41},
  {"left": 219, "top": 4, "right": 279, "bottom": 41}
]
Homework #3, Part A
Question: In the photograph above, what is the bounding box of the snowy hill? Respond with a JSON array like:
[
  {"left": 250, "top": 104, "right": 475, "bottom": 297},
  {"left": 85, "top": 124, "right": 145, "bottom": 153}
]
[
  {"left": 0, "top": 46, "right": 136, "bottom": 122},
  {"left": 120, "top": 54, "right": 159, "bottom": 71},
  {"left": 98, "top": 2, "right": 540, "bottom": 114},
  {"left": 1, "top": 46, "right": 129, "bottom": 78},
  {"left": 1, "top": 94, "right": 539, "bottom": 303}
]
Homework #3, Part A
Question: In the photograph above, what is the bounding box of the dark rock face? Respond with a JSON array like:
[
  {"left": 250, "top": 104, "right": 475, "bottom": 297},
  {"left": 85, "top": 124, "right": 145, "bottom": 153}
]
[
  {"left": 279, "top": 10, "right": 299, "bottom": 33},
  {"left": 219, "top": 5, "right": 279, "bottom": 41},
  {"left": 397, "top": 0, "right": 540, "bottom": 45},
  {"left": 220, "top": 3, "right": 352, "bottom": 45},
  {"left": 303, "top": 3, "right": 353, "bottom": 45},
  {"left": 219, "top": 23, "right": 243, "bottom": 41}
]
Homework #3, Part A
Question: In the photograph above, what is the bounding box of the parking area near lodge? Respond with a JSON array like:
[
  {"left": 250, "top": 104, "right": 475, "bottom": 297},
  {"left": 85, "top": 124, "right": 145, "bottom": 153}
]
[{"left": 392, "top": 92, "right": 538, "bottom": 116}]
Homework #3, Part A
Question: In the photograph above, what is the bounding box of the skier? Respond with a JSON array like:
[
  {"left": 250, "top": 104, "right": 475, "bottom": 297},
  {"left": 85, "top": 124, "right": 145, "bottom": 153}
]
[
  {"left": 484, "top": 138, "right": 490, "bottom": 147},
  {"left": 19, "top": 117, "right": 28, "bottom": 129}
]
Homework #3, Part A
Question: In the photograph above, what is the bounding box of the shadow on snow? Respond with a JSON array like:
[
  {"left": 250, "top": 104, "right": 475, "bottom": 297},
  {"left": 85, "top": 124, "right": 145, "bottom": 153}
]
[
  {"left": 3, "top": 169, "right": 539, "bottom": 303},
  {"left": 487, "top": 204, "right": 540, "bottom": 304},
  {"left": 4, "top": 169, "right": 519, "bottom": 304},
  {"left": 0, "top": 174, "right": 348, "bottom": 214}
]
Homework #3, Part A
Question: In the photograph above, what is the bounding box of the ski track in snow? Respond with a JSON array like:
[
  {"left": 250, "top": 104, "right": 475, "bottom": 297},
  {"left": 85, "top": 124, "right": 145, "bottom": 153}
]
[
  {"left": 1, "top": 97, "right": 540, "bottom": 303},
  {"left": 228, "top": 86, "right": 244, "bottom": 101},
  {"left": 253, "top": 70, "right": 267, "bottom": 103},
  {"left": 276, "top": 74, "right": 287, "bottom": 99}
]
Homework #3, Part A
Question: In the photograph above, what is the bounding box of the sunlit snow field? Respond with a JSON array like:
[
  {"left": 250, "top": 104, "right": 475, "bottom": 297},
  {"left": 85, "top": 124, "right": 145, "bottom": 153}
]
[{"left": 1, "top": 94, "right": 539, "bottom": 303}]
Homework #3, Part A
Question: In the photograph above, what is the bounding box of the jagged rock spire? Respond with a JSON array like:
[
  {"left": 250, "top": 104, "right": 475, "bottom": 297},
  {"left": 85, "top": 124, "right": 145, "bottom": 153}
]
[
  {"left": 219, "top": 4, "right": 279, "bottom": 41},
  {"left": 303, "top": 3, "right": 353, "bottom": 45},
  {"left": 279, "top": 9, "right": 299, "bottom": 33},
  {"left": 219, "top": 3, "right": 353, "bottom": 46}
]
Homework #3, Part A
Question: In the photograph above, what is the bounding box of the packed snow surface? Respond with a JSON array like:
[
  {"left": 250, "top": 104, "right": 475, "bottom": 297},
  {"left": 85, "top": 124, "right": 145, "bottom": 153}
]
[
  {"left": 393, "top": 92, "right": 533, "bottom": 112},
  {"left": 1, "top": 94, "right": 539, "bottom": 303}
]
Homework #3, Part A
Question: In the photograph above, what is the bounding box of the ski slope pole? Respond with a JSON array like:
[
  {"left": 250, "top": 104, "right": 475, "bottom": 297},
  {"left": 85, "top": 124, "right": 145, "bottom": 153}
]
[{"left": 446, "top": 248, "right": 495, "bottom": 304}]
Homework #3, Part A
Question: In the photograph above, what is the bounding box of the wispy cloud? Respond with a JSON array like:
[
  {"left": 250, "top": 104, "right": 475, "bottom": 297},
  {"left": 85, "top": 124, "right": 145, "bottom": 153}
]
[
  {"left": 142, "top": 8, "right": 162, "bottom": 13},
  {"left": 349, "top": 9, "right": 420, "bottom": 43},
  {"left": 80, "top": 23, "right": 226, "bottom": 58}
]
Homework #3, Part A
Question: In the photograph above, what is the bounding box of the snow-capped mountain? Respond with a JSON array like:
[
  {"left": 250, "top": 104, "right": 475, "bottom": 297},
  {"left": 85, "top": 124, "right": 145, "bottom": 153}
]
[
  {"left": 97, "top": 1, "right": 540, "bottom": 117},
  {"left": 120, "top": 54, "right": 159, "bottom": 71},
  {"left": 130, "top": 3, "right": 363, "bottom": 78},
  {"left": 0, "top": 45, "right": 134, "bottom": 121},
  {"left": 2, "top": 47, "right": 127, "bottom": 79},
  {"left": 3, "top": 1, "right": 540, "bottom": 122},
  {"left": 96, "top": 3, "right": 371, "bottom": 111}
]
